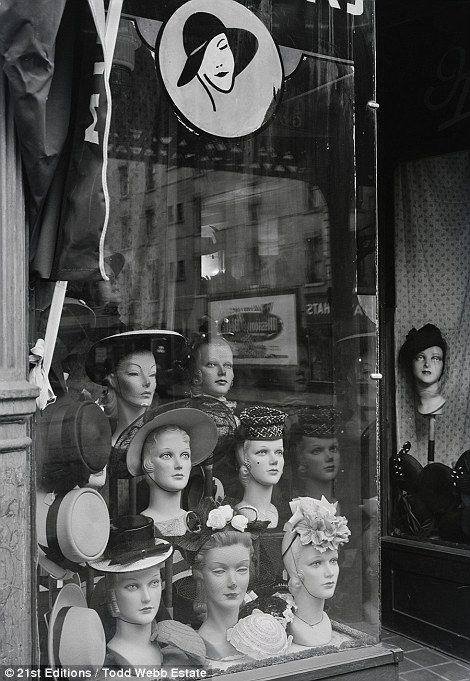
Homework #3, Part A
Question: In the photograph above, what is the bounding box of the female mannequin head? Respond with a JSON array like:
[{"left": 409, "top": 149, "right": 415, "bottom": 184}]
[
  {"left": 106, "top": 565, "right": 162, "bottom": 625},
  {"left": 104, "top": 350, "right": 156, "bottom": 416},
  {"left": 142, "top": 425, "right": 192, "bottom": 492},
  {"left": 190, "top": 337, "right": 234, "bottom": 399}
]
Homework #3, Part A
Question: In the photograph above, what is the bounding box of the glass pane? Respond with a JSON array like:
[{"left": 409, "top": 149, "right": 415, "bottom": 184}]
[{"left": 31, "top": 0, "right": 378, "bottom": 669}]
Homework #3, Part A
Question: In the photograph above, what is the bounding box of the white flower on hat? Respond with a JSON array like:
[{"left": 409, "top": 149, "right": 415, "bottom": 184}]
[
  {"left": 207, "top": 505, "right": 234, "bottom": 530},
  {"left": 230, "top": 514, "right": 248, "bottom": 532},
  {"left": 286, "top": 496, "right": 351, "bottom": 553}
]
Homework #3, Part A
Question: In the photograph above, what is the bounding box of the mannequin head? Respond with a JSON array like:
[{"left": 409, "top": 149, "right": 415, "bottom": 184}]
[
  {"left": 296, "top": 436, "right": 340, "bottom": 484},
  {"left": 106, "top": 565, "right": 162, "bottom": 625},
  {"left": 142, "top": 425, "right": 191, "bottom": 492},
  {"left": 192, "top": 528, "right": 253, "bottom": 619},
  {"left": 282, "top": 538, "right": 339, "bottom": 601},
  {"left": 190, "top": 337, "right": 234, "bottom": 398},
  {"left": 293, "top": 408, "right": 342, "bottom": 495},
  {"left": 106, "top": 350, "right": 156, "bottom": 411},
  {"left": 411, "top": 346, "right": 444, "bottom": 387},
  {"left": 400, "top": 324, "right": 447, "bottom": 386},
  {"left": 236, "top": 439, "right": 284, "bottom": 488}
]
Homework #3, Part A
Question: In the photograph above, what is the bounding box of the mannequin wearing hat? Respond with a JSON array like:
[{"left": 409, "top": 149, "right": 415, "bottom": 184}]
[
  {"left": 126, "top": 408, "right": 218, "bottom": 536},
  {"left": 293, "top": 408, "right": 342, "bottom": 503},
  {"left": 234, "top": 406, "right": 287, "bottom": 529},
  {"left": 399, "top": 324, "right": 447, "bottom": 415},
  {"left": 88, "top": 516, "right": 174, "bottom": 666},
  {"left": 281, "top": 497, "right": 350, "bottom": 647}
]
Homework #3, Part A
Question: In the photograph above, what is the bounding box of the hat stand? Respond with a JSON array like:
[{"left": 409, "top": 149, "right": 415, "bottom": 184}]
[{"left": 427, "top": 414, "right": 436, "bottom": 463}]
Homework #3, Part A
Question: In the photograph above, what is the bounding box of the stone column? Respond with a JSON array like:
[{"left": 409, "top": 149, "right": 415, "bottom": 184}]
[{"left": 0, "top": 72, "right": 39, "bottom": 663}]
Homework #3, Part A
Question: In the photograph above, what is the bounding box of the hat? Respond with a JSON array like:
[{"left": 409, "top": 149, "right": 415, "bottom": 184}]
[
  {"left": 177, "top": 12, "right": 258, "bottom": 88},
  {"left": 48, "top": 583, "right": 106, "bottom": 669},
  {"left": 417, "top": 463, "right": 459, "bottom": 515},
  {"left": 453, "top": 451, "right": 470, "bottom": 495},
  {"left": 282, "top": 496, "right": 350, "bottom": 554},
  {"left": 85, "top": 330, "right": 188, "bottom": 385},
  {"left": 399, "top": 324, "right": 447, "bottom": 369},
  {"left": 88, "top": 515, "right": 173, "bottom": 573},
  {"left": 42, "top": 397, "right": 111, "bottom": 493},
  {"left": 38, "top": 488, "right": 111, "bottom": 565},
  {"left": 126, "top": 407, "right": 218, "bottom": 476},
  {"left": 297, "top": 406, "right": 343, "bottom": 439},
  {"left": 238, "top": 405, "right": 287, "bottom": 441},
  {"left": 227, "top": 610, "right": 291, "bottom": 660}
]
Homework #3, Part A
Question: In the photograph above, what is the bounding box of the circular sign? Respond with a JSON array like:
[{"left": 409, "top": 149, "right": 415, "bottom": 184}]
[{"left": 157, "top": 0, "right": 284, "bottom": 139}]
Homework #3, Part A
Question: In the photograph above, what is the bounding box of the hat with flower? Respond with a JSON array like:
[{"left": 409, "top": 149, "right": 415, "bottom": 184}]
[
  {"left": 170, "top": 497, "right": 269, "bottom": 561},
  {"left": 238, "top": 405, "right": 287, "bottom": 441},
  {"left": 282, "top": 496, "right": 350, "bottom": 555}
]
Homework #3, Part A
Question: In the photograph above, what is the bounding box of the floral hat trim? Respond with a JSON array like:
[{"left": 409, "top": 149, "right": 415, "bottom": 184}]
[
  {"left": 168, "top": 498, "right": 269, "bottom": 558},
  {"left": 283, "top": 496, "right": 350, "bottom": 554}
]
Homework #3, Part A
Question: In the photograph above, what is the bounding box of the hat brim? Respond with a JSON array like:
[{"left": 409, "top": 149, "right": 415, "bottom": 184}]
[
  {"left": 177, "top": 27, "right": 258, "bottom": 88},
  {"left": 48, "top": 584, "right": 104, "bottom": 668},
  {"left": 88, "top": 538, "right": 173, "bottom": 573},
  {"left": 85, "top": 330, "right": 187, "bottom": 384},
  {"left": 127, "top": 407, "right": 218, "bottom": 476}
]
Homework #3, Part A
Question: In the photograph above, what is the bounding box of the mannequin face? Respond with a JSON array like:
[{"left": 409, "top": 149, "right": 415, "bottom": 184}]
[
  {"left": 244, "top": 439, "right": 284, "bottom": 486},
  {"left": 299, "top": 436, "right": 340, "bottom": 482},
  {"left": 144, "top": 429, "right": 191, "bottom": 492},
  {"left": 199, "top": 543, "right": 250, "bottom": 612},
  {"left": 111, "top": 351, "right": 157, "bottom": 409},
  {"left": 114, "top": 565, "right": 162, "bottom": 625},
  {"left": 296, "top": 545, "right": 339, "bottom": 600},
  {"left": 197, "top": 342, "right": 234, "bottom": 398},
  {"left": 412, "top": 346, "right": 444, "bottom": 386}
]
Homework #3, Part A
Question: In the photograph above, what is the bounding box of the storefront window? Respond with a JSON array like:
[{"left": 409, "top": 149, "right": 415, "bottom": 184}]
[
  {"left": 31, "top": 0, "right": 378, "bottom": 672},
  {"left": 390, "top": 149, "right": 470, "bottom": 547}
]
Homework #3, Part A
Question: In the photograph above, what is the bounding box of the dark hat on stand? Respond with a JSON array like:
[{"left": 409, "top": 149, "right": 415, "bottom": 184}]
[
  {"left": 297, "top": 406, "right": 343, "bottom": 438},
  {"left": 85, "top": 330, "right": 188, "bottom": 385},
  {"left": 177, "top": 12, "right": 258, "bottom": 88},
  {"left": 399, "top": 324, "right": 447, "bottom": 369},
  {"left": 237, "top": 405, "right": 287, "bottom": 441},
  {"left": 88, "top": 515, "right": 173, "bottom": 573}
]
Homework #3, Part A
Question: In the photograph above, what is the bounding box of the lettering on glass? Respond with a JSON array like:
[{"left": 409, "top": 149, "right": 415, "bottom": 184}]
[
  {"left": 424, "top": 46, "right": 470, "bottom": 131},
  {"left": 306, "top": 0, "right": 364, "bottom": 15},
  {"left": 157, "top": 0, "right": 283, "bottom": 139}
]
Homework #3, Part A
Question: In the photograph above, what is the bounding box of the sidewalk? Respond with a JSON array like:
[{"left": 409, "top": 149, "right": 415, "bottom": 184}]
[{"left": 382, "top": 630, "right": 470, "bottom": 681}]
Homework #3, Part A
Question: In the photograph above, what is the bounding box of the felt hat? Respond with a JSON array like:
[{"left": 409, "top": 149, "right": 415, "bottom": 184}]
[
  {"left": 399, "top": 324, "right": 447, "bottom": 369},
  {"left": 389, "top": 443, "right": 423, "bottom": 494},
  {"left": 177, "top": 12, "right": 258, "bottom": 88},
  {"left": 38, "top": 487, "right": 111, "bottom": 565},
  {"left": 42, "top": 396, "right": 111, "bottom": 494},
  {"left": 126, "top": 407, "right": 218, "bottom": 476},
  {"left": 48, "top": 583, "right": 106, "bottom": 669},
  {"left": 297, "top": 406, "right": 343, "bottom": 438},
  {"left": 238, "top": 405, "right": 287, "bottom": 441},
  {"left": 88, "top": 515, "right": 173, "bottom": 573},
  {"left": 85, "top": 330, "right": 188, "bottom": 385},
  {"left": 417, "top": 463, "right": 459, "bottom": 515},
  {"left": 453, "top": 450, "right": 470, "bottom": 494}
]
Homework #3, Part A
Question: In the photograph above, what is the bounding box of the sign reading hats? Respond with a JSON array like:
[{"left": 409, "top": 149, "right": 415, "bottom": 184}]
[
  {"left": 157, "top": 0, "right": 283, "bottom": 139},
  {"left": 127, "top": 407, "right": 219, "bottom": 476}
]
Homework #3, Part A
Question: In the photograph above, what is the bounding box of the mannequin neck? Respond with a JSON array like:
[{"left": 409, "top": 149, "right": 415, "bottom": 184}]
[
  {"left": 113, "top": 399, "right": 146, "bottom": 445},
  {"left": 414, "top": 381, "right": 445, "bottom": 415},
  {"left": 199, "top": 600, "right": 240, "bottom": 657},
  {"left": 242, "top": 478, "right": 274, "bottom": 512},
  {"left": 292, "top": 585, "right": 325, "bottom": 624},
  {"left": 109, "top": 619, "right": 162, "bottom": 666},
  {"left": 144, "top": 480, "right": 184, "bottom": 523}
]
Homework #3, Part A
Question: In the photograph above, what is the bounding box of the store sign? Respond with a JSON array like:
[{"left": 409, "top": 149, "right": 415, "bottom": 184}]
[
  {"left": 209, "top": 294, "right": 298, "bottom": 365},
  {"left": 305, "top": 291, "right": 331, "bottom": 325},
  {"left": 157, "top": 0, "right": 283, "bottom": 139}
]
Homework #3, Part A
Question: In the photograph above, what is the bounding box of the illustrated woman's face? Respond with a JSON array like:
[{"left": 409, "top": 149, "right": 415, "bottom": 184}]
[
  {"left": 412, "top": 346, "right": 444, "bottom": 386},
  {"left": 200, "top": 543, "right": 250, "bottom": 612},
  {"left": 144, "top": 430, "right": 191, "bottom": 492},
  {"left": 296, "top": 545, "right": 339, "bottom": 600},
  {"left": 244, "top": 439, "right": 284, "bottom": 486},
  {"left": 114, "top": 566, "right": 162, "bottom": 625},
  {"left": 112, "top": 351, "right": 156, "bottom": 409},
  {"left": 300, "top": 436, "right": 340, "bottom": 483},
  {"left": 198, "top": 32, "right": 235, "bottom": 93},
  {"left": 197, "top": 342, "right": 234, "bottom": 398}
]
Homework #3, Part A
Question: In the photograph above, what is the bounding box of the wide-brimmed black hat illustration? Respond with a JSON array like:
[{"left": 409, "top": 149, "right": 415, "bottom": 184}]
[{"left": 177, "top": 12, "right": 258, "bottom": 88}]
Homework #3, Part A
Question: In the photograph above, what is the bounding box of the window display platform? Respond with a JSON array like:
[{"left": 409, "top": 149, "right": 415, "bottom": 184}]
[{"left": 381, "top": 537, "right": 470, "bottom": 662}]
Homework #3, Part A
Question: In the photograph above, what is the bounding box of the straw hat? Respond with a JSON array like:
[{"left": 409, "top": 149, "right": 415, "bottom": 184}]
[{"left": 48, "top": 583, "right": 106, "bottom": 669}]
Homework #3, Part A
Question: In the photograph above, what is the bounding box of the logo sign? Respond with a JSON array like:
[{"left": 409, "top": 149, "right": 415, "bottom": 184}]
[
  {"left": 221, "top": 306, "right": 283, "bottom": 342},
  {"left": 157, "top": 0, "right": 284, "bottom": 139}
]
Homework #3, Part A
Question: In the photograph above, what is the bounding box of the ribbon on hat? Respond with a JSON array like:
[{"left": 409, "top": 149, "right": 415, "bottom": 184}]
[
  {"left": 29, "top": 338, "right": 56, "bottom": 411},
  {"left": 108, "top": 540, "right": 171, "bottom": 567}
]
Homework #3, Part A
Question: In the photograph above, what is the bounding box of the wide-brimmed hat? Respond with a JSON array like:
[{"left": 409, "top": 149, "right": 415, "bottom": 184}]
[
  {"left": 88, "top": 515, "right": 173, "bottom": 573},
  {"left": 37, "top": 487, "right": 111, "bottom": 566},
  {"left": 177, "top": 12, "right": 258, "bottom": 88},
  {"left": 48, "top": 583, "right": 106, "bottom": 669},
  {"left": 85, "top": 330, "right": 188, "bottom": 385},
  {"left": 127, "top": 407, "right": 218, "bottom": 476}
]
